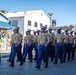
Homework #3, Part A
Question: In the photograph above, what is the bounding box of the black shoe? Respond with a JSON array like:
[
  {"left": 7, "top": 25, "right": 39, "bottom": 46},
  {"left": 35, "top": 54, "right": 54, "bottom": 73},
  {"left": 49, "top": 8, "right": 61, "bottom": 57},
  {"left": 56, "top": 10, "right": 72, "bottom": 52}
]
[
  {"left": 23, "top": 60, "right": 25, "bottom": 62},
  {"left": 63, "top": 60, "right": 65, "bottom": 63},
  {"left": 60, "top": 61, "right": 63, "bottom": 64},
  {"left": 53, "top": 61, "right": 57, "bottom": 64},
  {"left": 20, "top": 63, "right": 23, "bottom": 65},
  {"left": 33, "top": 58, "right": 36, "bottom": 60},
  {"left": 51, "top": 59, "right": 53, "bottom": 62},
  {"left": 45, "top": 66, "right": 48, "bottom": 68},
  {"left": 35, "top": 65, "right": 40, "bottom": 69},
  {"left": 29, "top": 60, "right": 32, "bottom": 62},
  {"left": 68, "top": 59, "right": 70, "bottom": 62},
  {"left": 9, "top": 64, "right": 14, "bottom": 67},
  {"left": 16, "top": 60, "right": 19, "bottom": 62},
  {"left": 72, "top": 58, "right": 74, "bottom": 60},
  {"left": 7, "top": 59, "right": 11, "bottom": 62}
]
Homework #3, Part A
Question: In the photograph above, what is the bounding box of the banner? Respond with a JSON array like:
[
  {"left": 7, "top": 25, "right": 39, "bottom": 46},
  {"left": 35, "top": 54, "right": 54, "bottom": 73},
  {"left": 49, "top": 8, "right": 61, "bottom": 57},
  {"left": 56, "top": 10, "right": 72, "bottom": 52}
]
[{"left": 52, "top": 20, "right": 56, "bottom": 26}]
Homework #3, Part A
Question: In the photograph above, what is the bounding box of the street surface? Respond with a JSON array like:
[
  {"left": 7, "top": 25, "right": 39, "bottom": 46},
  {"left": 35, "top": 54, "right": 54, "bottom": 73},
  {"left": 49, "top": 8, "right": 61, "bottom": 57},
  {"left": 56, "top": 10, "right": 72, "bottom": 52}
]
[{"left": 0, "top": 57, "right": 76, "bottom": 75}]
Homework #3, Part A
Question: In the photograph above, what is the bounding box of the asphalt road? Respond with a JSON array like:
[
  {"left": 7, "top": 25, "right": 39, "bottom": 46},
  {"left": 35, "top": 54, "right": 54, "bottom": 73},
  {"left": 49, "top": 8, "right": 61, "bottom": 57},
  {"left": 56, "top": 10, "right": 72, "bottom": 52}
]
[{"left": 0, "top": 57, "right": 76, "bottom": 75}]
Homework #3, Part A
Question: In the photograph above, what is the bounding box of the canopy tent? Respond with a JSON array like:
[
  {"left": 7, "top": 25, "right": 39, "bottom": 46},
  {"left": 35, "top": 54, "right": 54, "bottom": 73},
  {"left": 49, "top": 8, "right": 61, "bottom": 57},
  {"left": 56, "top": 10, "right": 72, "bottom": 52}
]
[
  {"left": 0, "top": 21, "right": 12, "bottom": 30},
  {"left": 0, "top": 21, "right": 12, "bottom": 50}
]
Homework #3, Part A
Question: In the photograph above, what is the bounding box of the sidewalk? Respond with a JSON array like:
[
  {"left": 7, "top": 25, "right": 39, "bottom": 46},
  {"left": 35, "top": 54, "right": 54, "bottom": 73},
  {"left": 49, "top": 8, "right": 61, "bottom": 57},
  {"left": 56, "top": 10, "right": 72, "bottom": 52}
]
[{"left": 0, "top": 50, "right": 10, "bottom": 58}]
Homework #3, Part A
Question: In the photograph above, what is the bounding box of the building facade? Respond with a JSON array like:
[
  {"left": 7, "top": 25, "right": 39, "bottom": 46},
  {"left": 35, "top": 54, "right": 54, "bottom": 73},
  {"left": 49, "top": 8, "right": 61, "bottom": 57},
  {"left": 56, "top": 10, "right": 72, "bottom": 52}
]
[
  {"left": 4, "top": 10, "right": 50, "bottom": 36},
  {"left": 0, "top": 12, "right": 9, "bottom": 22}
]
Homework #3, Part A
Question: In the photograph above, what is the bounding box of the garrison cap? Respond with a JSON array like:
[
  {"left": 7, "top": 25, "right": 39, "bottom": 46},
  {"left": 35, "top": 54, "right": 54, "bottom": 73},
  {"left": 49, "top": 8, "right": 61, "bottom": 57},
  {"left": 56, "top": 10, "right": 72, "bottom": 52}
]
[
  {"left": 36, "top": 29, "right": 40, "bottom": 32},
  {"left": 26, "top": 29, "right": 31, "bottom": 32},
  {"left": 56, "top": 27, "right": 61, "bottom": 30},
  {"left": 13, "top": 26, "right": 20, "bottom": 30},
  {"left": 40, "top": 26, "right": 46, "bottom": 29},
  {"left": 33, "top": 31, "right": 37, "bottom": 33},
  {"left": 65, "top": 29, "right": 68, "bottom": 32},
  {"left": 70, "top": 31, "right": 74, "bottom": 33},
  {"left": 48, "top": 27, "right": 52, "bottom": 30}
]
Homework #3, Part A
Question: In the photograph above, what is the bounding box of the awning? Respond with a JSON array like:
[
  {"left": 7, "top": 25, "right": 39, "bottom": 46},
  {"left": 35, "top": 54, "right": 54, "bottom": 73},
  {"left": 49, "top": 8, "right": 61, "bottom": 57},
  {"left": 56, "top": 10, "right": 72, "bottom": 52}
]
[{"left": 0, "top": 21, "right": 12, "bottom": 29}]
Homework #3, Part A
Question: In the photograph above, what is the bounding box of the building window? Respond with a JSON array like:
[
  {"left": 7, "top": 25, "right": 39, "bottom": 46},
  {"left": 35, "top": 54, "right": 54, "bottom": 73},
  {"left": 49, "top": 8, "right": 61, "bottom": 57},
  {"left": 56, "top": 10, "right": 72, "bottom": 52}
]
[
  {"left": 40, "top": 23, "right": 43, "bottom": 27},
  {"left": 28, "top": 20, "right": 31, "bottom": 26},
  {"left": 45, "top": 25, "right": 47, "bottom": 29},
  {"left": 12, "top": 20, "right": 18, "bottom": 26},
  {"left": 34, "top": 22, "right": 37, "bottom": 27},
  {"left": 41, "top": 13, "right": 42, "bottom": 16},
  {"left": 8, "top": 21, "right": 11, "bottom": 25}
]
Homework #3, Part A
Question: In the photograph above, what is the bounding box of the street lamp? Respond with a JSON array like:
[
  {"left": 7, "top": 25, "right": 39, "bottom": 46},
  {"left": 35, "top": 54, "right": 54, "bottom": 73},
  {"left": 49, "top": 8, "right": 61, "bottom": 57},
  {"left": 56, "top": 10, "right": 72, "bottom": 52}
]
[{"left": 48, "top": 12, "right": 54, "bottom": 28}]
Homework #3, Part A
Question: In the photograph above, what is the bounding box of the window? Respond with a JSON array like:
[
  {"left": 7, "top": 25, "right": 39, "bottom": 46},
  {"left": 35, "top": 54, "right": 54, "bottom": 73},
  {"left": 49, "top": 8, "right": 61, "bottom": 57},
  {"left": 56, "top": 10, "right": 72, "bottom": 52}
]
[
  {"left": 41, "top": 13, "right": 42, "bottom": 16},
  {"left": 8, "top": 21, "right": 11, "bottom": 25},
  {"left": 45, "top": 25, "right": 47, "bottom": 29},
  {"left": 34, "top": 22, "right": 37, "bottom": 27},
  {"left": 28, "top": 20, "right": 31, "bottom": 26},
  {"left": 40, "top": 23, "right": 43, "bottom": 27},
  {"left": 12, "top": 20, "right": 18, "bottom": 26}
]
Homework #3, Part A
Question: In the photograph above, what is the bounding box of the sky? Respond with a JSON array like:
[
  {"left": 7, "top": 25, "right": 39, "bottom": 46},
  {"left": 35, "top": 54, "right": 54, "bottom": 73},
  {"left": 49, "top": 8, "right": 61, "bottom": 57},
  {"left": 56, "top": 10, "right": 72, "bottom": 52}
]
[{"left": 0, "top": 0, "right": 76, "bottom": 26}]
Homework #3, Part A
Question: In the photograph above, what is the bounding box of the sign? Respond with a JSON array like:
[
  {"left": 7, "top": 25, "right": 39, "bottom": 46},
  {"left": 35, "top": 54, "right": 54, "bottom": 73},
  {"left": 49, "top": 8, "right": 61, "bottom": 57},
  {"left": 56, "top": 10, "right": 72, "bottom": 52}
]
[
  {"left": 52, "top": 20, "right": 56, "bottom": 26},
  {"left": 52, "top": 20, "right": 56, "bottom": 29}
]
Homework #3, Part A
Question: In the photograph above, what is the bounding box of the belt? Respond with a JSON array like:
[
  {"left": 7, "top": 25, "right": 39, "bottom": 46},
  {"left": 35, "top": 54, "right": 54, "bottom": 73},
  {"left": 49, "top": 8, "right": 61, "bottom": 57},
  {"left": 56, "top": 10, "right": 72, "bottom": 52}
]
[{"left": 40, "top": 43, "right": 46, "bottom": 45}]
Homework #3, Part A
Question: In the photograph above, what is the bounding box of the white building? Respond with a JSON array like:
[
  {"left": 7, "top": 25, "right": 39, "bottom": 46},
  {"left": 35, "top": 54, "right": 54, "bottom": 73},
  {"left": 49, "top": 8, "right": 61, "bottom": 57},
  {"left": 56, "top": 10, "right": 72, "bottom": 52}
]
[{"left": 4, "top": 10, "right": 50, "bottom": 36}]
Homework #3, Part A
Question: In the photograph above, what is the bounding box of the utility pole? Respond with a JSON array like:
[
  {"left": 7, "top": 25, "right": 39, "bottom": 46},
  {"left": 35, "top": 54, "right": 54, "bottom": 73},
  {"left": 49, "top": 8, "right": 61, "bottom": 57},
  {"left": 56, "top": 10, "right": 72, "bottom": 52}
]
[{"left": 48, "top": 12, "right": 53, "bottom": 28}]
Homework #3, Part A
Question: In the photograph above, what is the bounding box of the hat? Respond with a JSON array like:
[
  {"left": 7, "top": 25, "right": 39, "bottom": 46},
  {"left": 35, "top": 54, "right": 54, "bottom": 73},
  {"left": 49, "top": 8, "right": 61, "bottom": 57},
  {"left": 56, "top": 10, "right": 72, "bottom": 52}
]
[
  {"left": 26, "top": 29, "right": 31, "bottom": 32},
  {"left": 40, "top": 26, "right": 46, "bottom": 29},
  {"left": 36, "top": 29, "right": 40, "bottom": 32},
  {"left": 70, "top": 31, "right": 74, "bottom": 33},
  {"left": 13, "top": 26, "right": 20, "bottom": 30},
  {"left": 33, "top": 31, "right": 36, "bottom": 33},
  {"left": 57, "top": 27, "right": 61, "bottom": 30},
  {"left": 65, "top": 29, "right": 68, "bottom": 32},
  {"left": 46, "top": 30, "right": 48, "bottom": 32},
  {"left": 48, "top": 27, "right": 52, "bottom": 30}
]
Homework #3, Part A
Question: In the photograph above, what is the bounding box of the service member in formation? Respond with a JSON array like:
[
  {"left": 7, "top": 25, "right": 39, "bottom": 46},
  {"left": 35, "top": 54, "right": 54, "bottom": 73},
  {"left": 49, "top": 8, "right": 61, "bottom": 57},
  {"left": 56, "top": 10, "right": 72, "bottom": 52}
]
[
  {"left": 63, "top": 29, "right": 70, "bottom": 62},
  {"left": 32, "top": 31, "right": 38, "bottom": 61},
  {"left": 69, "top": 31, "right": 75, "bottom": 61},
  {"left": 48, "top": 27, "right": 55, "bottom": 62},
  {"left": 70, "top": 31, "right": 76, "bottom": 60},
  {"left": 74, "top": 32, "right": 76, "bottom": 51},
  {"left": 35, "top": 26, "right": 49, "bottom": 69},
  {"left": 34, "top": 30, "right": 40, "bottom": 61},
  {"left": 23, "top": 29, "right": 33, "bottom": 62},
  {"left": 53, "top": 27, "right": 64, "bottom": 64},
  {"left": 9, "top": 26, "right": 23, "bottom": 67}
]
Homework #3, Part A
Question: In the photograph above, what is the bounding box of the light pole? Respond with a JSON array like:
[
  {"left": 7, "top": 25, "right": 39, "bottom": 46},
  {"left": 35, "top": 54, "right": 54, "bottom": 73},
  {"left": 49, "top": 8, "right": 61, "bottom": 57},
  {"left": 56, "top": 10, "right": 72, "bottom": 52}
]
[{"left": 48, "top": 12, "right": 53, "bottom": 28}]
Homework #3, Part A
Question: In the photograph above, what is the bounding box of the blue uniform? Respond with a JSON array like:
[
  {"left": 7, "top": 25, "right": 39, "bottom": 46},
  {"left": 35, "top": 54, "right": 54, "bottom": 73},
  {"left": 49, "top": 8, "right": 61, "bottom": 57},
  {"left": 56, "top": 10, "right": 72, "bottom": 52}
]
[
  {"left": 55, "top": 43, "right": 63, "bottom": 63},
  {"left": 63, "top": 43, "right": 69, "bottom": 62},
  {"left": 23, "top": 44, "right": 32, "bottom": 62},
  {"left": 48, "top": 42, "right": 55, "bottom": 61},
  {"left": 37, "top": 44, "right": 47, "bottom": 66},
  {"left": 11, "top": 44, "right": 23, "bottom": 65}
]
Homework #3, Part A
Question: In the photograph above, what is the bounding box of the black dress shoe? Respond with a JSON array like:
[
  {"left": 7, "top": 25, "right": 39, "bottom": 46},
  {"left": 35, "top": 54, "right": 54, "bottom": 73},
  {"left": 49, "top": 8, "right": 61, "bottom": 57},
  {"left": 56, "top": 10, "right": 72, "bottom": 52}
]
[
  {"left": 9, "top": 64, "right": 14, "bottom": 67},
  {"left": 29, "top": 60, "right": 32, "bottom": 62},
  {"left": 20, "top": 63, "right": 23, "bottom": 65},
  {"left": 45, "top": 66, "right": 48, "bottom": 68},
  {"left": 23, "top": 60, "right": 25, "bottom": 62},
  {"left": 35, "top": 65, "right": 40, "bottom": 69},
  {"left": 33, "top": 58, "right": 36, "bottom": 60},
  {"left": 7, "top": 59, "right": 11, "bottom": 62},
  {"left": 16, "top": 60, "right": 19, "bottom": 62},
  {"left": 53, "top": 61, "right": 57, "bottom": 64},
  {"left": 51, "top": 59, "right": 53, "bottom": 62}
]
